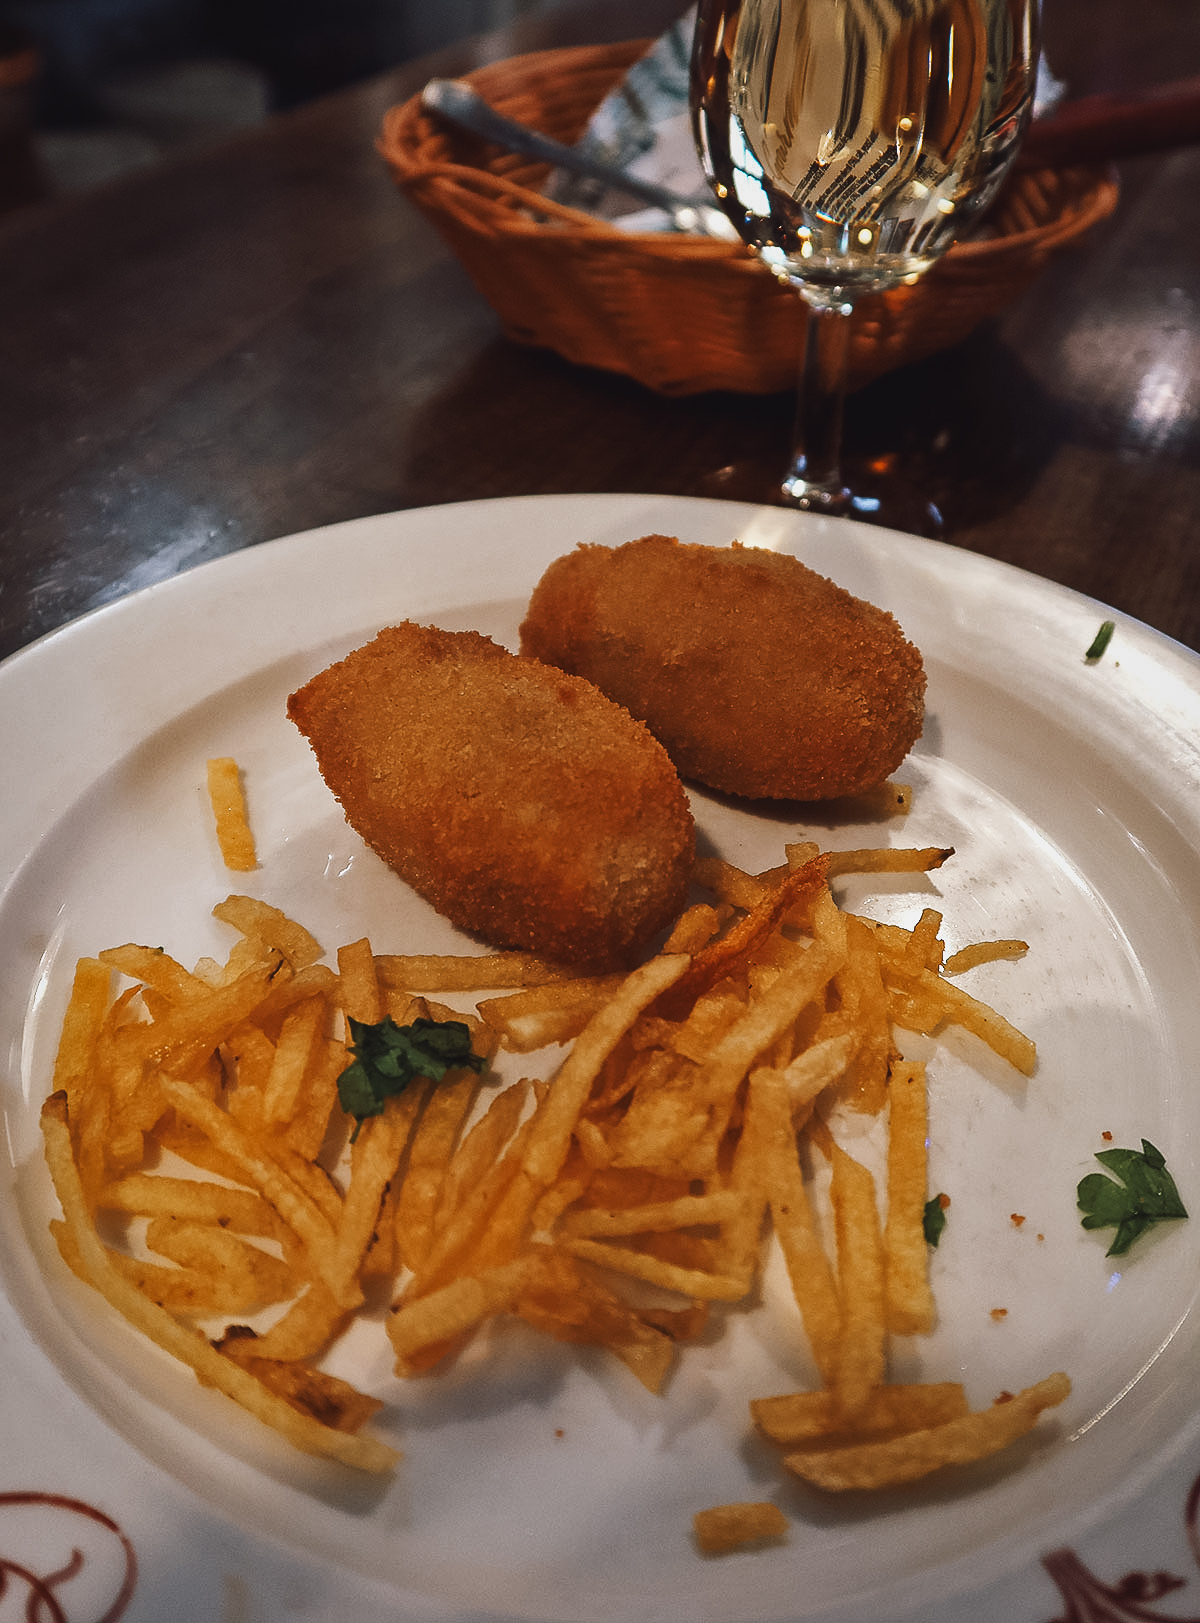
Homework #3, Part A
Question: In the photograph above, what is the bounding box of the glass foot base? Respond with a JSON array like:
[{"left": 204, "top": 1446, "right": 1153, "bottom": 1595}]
[
  {"left": 780, "top": 470, "right": 854, "bottom": 515},
  {"left": 698, "top": 461, "right": 944, "bottom": 539}
]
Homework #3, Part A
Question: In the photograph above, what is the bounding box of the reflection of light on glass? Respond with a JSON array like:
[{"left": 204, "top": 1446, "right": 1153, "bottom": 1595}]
[
  {"left": 733, "top": 168, "right": 771, "bottom": 215},
  {"left": 730, "top": 119, "right": 764, "bottom": 177},
  {"left": 1106, "top": 1270, "right": 1122, "bottom": 1292}
]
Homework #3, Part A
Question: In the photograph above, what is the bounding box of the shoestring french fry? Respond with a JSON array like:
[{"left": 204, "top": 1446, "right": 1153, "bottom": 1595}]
[
  {"left": 476, "top": 976, "right": 626, "bottom": 1053},
  {"left": 750, "top": 1065, "right": 841, "bottom": 1386},
  {"left": 883, "top": 1060, "right": 936, "bottom": 1336},
  {"left": 336, "top": 937, "right": 383, "bottom": 1025},
  {"left": 217, "top": 1280, "right": 347, "bottom": 1364},
  {"left": 374, "top": 952, "right": 575, "bottom": 991},
  {"left": 692, "top": 856, "right": 772, "bottom": 912},
  {"left": 392, "top": 1068, "right": 483, "bottom": 1275},
  {"left": 751, "top": 1381, "right": 970, "bottom": 1446},
  {"left": 901, "top": 908, "right": 945, "bottom": 976},
  {"left": 943, "top": 938, "right": 1029, "bottom": 974},
  {"left": 821, "top": 846, "right": 955, "bottom": 878},
  {"left": 662, "top": 902, "right": 723, "bottom": 954},
  {"left": 782, "top": 1373, "right": 1072, "bottom": 1491},
  {"left": 693, "top": 1501, "right": 789, "bottom": 1556},
  {"left": 40, "top": 835, "right": 1066, "bottom": 1498},
  {"left": 807, "top": 1115, "right": 888, "bottom": 1422},
  {"left": 206, "top": 757, "right": 257, "bottom": 874},
  {"left": 212, "top": 894, "right": 322, "bottom": 970}
]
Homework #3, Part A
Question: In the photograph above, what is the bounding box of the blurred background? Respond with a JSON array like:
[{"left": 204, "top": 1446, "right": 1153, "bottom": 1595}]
[{"left": 0, "top": 0, "right": 569, "bottom": 206}]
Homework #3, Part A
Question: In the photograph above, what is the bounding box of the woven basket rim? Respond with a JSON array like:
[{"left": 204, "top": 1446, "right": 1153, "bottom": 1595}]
[
  {"left": 388, "top": 156, "right": 762, "bottom": 260},
  {"left": 378, "top": 42, "right": 1120, "bottom": 264}
]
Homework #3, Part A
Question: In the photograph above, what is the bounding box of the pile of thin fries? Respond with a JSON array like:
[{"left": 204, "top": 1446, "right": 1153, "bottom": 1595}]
[{"left": 40, "top": 839, "right": 1069, "bottom": 1522}]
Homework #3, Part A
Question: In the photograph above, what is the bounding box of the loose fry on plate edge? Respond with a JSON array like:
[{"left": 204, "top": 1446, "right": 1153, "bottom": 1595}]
[
  {"left": 783, "top": 1373, "right": 1071, "bottom": 1490},
  {"left": 206, "top": 756, "right": 257, "bottom": 873},
  {"left": 693, "top": 1501, "right": 789, "bottom": 1555},
  {"left": 822, "top": 846, "right": 954, "bottom": 878},
  {"left": 943, "top": 939, "right": 1029, "bottom": 974}
]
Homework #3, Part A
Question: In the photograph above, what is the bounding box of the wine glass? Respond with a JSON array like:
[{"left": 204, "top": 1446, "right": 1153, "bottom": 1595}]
[{"left": 691, "top": 0, "right": 1041, "bottom": 526}]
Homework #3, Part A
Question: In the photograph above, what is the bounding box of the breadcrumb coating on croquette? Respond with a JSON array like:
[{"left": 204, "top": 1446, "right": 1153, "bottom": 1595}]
[
  {"left": 287, "top": 621, "right": 695, "bottom": 969},
  {"left": 519, "top": 535, "right": 926, "bottom": 801}
]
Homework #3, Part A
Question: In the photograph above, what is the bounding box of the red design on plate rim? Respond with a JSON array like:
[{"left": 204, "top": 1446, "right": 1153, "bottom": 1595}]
[{"left": 0, "top": 1492, "right": 137, "bottom": 1623}]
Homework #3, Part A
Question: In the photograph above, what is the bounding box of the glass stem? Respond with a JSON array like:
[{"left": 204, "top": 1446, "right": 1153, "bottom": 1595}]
[{"left": 781, "top": 290, "right": 854, "bottom": 513}]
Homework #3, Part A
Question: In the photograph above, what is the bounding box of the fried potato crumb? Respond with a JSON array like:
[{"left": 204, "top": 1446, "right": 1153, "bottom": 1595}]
[{"left": 693, "top": 1502, "right": 788, "bottom": 1555}]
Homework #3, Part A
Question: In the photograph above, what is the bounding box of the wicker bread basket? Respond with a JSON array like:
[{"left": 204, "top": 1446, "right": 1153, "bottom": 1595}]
[{"left": 379, "top": 40, "right": 1119, "bottom": 396}]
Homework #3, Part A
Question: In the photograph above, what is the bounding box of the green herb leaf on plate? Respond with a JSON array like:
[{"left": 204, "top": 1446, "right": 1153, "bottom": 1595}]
[
  {"left": 1084, "top": 619, "right": 1116, "bottom": 662},
  {"left": 338, "top": 1014, "right": 486, "bottom": 1137},
  {"left": 1077, "top": 1138, "right": 1187, "bottom": 1256}
]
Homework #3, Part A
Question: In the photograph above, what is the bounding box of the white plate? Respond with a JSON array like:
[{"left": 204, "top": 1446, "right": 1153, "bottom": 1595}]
[{"left": 3, "top": 493, "right": 1200, "bottom": 1623}]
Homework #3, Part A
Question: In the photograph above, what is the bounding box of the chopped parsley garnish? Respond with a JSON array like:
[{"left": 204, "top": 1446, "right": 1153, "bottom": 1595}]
[
  {"left": 1084, "top": 619, "right": 1116, "bottom": 662},
  {"left": 1077, "top": 1139, "right": 1187, "bottom": 1257},
  {"left": 338, "top": 1015, "right": 486, "bottom": 1137},
  {"left": 923, "top": 1194, "right": 948, "bottom": 1247}
]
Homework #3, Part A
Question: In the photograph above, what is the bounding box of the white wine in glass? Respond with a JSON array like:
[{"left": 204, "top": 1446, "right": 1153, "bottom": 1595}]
[{"left": 691, "top": 0, "right": 1041, "bottom": 521}]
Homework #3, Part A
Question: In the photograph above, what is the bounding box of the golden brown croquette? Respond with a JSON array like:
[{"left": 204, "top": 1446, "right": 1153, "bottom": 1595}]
[
  {"left": 519, "top": 535, "right": 925, "bottom": 801},
  {"left": 287, "top": 621, "right": 695, "bottom": 969}
]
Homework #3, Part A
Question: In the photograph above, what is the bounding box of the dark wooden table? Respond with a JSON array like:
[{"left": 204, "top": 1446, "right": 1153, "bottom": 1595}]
[{"left": 2, "top": 0, "right": 1199, "bottom": 663}]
